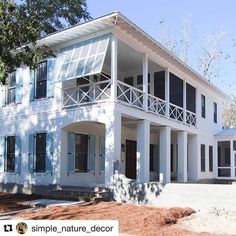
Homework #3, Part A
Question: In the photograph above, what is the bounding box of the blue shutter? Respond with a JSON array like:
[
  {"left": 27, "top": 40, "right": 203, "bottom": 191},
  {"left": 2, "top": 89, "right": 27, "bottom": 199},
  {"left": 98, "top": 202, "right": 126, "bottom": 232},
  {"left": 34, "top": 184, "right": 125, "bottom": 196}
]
[
  {"left": 28, "top": 133, "right": 35, "bottom": 173},
  {"left": 99, "top": 136, "right": 105, "bottom": 171},
  {"left": 46, "top": 132, "right": 53, "bottom": 174},
  {"left": 15, "top": 136, "right": 21, "bottom": 174},
  {"left": 67, "top": 132, "right": 75, "bottom": 172},
  {"left": 29, "top": 69, "right": 35, "bottom": 101},
  {"left": 1, "top": 85, "right": 6, "bottom": 107},
  {"left": 0, "top": 136, "right": 5, "bottom": 173},
  {"left": 88, "top": 135, "right": 96, "bottom": 172},
  {"left": 15, "top": 68, "right": 23, "bottom": 104},
  {"left": 47, "top": 58, "right": 55, "bottom": 98}
]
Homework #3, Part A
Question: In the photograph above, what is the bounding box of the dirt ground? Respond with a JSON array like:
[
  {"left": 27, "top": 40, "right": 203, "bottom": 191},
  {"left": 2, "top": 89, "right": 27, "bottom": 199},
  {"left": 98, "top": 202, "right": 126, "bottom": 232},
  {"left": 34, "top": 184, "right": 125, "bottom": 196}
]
[
  {"left": 16, "top": 201, "right": 214, "bottom": 236},
  {"left": 0, "top": 192, "right": 39, "bottom": 213}
]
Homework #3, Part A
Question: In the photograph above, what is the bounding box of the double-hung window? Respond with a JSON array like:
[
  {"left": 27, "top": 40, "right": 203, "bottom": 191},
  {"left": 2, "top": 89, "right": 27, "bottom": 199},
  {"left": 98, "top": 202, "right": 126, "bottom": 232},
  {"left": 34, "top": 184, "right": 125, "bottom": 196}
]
[
  {"left": 6, "top": 71, "right": 16, "bottom": 105},
  {"left": 36, "top": 61, "right": 47, "bottom": 99},
  {"left": 201, "top": 144, "right": 206, "bottom": 172},
  {"left": 6, "top": 136, "right": 16, "bottom": 172},
  {"left": 35, "top": 133, "right": 47, "bottom": 172},
  {"left": 213, "top": 102, "right": 217, "bottom": 123},
  {"left": 201, "top": 95, "right": 206, "bottom": 118}
]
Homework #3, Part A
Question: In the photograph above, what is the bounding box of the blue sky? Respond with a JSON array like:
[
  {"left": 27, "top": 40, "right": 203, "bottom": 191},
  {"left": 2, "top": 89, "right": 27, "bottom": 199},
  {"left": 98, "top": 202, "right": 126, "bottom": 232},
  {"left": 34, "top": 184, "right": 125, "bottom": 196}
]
[{"left": 87, "top": 0, "right": 236, "bottom": 95}]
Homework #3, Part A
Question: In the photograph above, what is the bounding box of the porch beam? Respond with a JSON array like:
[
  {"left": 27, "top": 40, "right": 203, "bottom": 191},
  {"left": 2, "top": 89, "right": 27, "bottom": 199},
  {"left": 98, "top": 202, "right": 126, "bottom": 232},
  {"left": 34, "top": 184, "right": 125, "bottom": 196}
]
[
  {"left": 137, "top": 119, "right": 150, "bottom": 183},
  {"left": 159, "top": 126, "right": 171, "bottom": 184},
  {"left": 177, "top": 130, "right": 188, "bottom": 182},
  {"left": 111, "top": 34, "right": 118, "bottom": 101}
]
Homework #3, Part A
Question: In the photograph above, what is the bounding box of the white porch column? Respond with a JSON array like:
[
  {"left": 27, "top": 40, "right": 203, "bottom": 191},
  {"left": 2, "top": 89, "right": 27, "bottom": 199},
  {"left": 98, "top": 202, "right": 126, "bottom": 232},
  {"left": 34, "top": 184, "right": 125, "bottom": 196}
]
[
  {"left": 183, "top": 80, "right": 186, "bottom": 124},
  {"left": 110, "top": 34, "right": 118, "bottom": 102},
  {"left": 195, "top": 87, "right": 200, "bottom": 126},
  {"left": 105, "top": 111, "right": 121, "bottom": 187},
  {"left": 188, "top": 134, "right": 199, "bottom": 181},
  {"left": 165, "top": 68, "right": 170, "bottom": 118},
  {"left": 177, "top": 131, "right": 188, "bottom": 182},
  {"left": 137, "top": 120, "right": 150, "bottom": 183},
  {"left": 143, "top": 54, "right": 148, "bottom": 111},
  {"left": 159, "top": 126, "right": 171, "bottom": 184}
]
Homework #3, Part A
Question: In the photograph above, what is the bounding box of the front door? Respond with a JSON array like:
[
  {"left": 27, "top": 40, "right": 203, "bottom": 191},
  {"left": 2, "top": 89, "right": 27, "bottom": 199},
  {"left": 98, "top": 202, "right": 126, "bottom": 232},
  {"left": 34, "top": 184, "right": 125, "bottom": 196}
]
[{"left": 125, "top": 140, "right": 137, "bottom": 179}]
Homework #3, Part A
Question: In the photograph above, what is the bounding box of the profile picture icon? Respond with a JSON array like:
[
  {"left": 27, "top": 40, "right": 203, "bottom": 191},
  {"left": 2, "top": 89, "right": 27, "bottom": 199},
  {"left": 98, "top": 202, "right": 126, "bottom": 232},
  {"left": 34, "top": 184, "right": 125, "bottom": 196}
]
[{"left": 16, "top": 222, "right": 28, "bottom": 234}]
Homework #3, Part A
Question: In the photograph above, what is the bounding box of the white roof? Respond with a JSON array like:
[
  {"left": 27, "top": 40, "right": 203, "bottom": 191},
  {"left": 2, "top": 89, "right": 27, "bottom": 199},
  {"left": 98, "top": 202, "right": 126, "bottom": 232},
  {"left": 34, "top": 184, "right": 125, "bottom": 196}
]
[{"left": 216, "top": 129, "right": 236, "bottom": 137}]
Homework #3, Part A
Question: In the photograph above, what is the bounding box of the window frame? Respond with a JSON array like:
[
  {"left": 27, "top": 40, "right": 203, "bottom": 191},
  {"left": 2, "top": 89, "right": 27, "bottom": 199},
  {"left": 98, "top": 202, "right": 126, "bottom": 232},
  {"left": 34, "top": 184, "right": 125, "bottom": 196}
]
[
  {"left": 34, "top": 132, "right": 47, "bottom": 173},
  {"left": 201, "top": 94, "right": 206, "bottom": 118},
  {"left": 6, "top": 71, "right": 16, "bottom": 105},
  {"left": 201, "top": 144, "right": 206, "bottom": 172},
  {"left": 213, "top": 102, "right": 217, "bottom": 123},
  {"left": 6, "top": 136, "right": 16, "bottom": 173},
  {"left": 209, "top": 145, "right": 213, "bottom": 172},
  {"left": 35, "top": 61, "right": 48, "bottom": 100}
]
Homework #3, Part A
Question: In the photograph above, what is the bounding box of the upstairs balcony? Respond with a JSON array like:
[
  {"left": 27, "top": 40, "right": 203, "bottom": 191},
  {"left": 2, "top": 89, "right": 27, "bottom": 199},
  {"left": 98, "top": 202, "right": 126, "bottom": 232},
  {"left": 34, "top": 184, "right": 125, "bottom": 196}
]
[
  {"left": 52, "top": 33, "right": 197, "bottom": 127},
  {"left": 62, "top": 74, "right": 196, "bottom": 127}
]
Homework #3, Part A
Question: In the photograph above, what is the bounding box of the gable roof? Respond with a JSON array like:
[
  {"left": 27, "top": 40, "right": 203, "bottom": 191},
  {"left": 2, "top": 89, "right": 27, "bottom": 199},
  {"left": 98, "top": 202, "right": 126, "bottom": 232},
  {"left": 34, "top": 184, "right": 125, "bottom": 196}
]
[{"left": 37, "top": 11, "right": 231, "bottom": 103}]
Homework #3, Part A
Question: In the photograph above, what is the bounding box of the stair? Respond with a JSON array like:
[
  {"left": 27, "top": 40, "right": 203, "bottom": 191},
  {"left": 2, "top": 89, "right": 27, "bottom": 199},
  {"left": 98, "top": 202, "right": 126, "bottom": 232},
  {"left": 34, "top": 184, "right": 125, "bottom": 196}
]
[
  {"left": 154, "top": 183, "right": 236, "bottom": 210},
  {"left": 41, "top": 186, "right": 112, "bottom": 202}
]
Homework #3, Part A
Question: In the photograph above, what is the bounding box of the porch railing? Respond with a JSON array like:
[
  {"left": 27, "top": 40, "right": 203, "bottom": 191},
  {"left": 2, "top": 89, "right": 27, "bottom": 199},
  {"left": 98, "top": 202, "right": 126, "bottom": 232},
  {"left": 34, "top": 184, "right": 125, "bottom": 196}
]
[
  {"left": 169, "top": 103, "right": 184, "bottom": 122},
  {"left": 117, "top": 80, "right": 144, "bottom": 110},
  {"left": 62, "top": 79, "right": 197, "bottom": 127},
  {"left": 63, "top": 80, "right": 111, "bottom": 108},
  {"left": 147, "top": 94, "right": 166, "bottom": 117}
]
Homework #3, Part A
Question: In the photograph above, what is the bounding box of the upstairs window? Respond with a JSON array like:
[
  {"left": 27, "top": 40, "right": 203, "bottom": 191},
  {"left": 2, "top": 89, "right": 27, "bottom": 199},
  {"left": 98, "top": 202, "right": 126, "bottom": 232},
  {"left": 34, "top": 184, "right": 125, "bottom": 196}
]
[
  {"left": 213, "top": 102, "right": 217, "bottom": 123},
  {"left": 201, "top": 95, "right": 206, "bottom": 118},
  {"left": 6, "top": 71, "right": 16, "bottom": 105},
  {"left": 6, "top": 136, "right": 16, "bottom": 172},
  {"left": 36, "top": 61, "right": 47, "bottom": 99},
  {"left": 35, "top": 133, "right": 47, "bottom": 172}
]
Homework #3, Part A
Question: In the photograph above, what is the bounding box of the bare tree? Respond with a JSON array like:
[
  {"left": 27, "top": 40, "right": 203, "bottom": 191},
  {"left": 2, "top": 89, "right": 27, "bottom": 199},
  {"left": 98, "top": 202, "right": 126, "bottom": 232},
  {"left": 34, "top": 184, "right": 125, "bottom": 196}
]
[{"left": 223, "top": 95, "right": 236, "bottom": 128}]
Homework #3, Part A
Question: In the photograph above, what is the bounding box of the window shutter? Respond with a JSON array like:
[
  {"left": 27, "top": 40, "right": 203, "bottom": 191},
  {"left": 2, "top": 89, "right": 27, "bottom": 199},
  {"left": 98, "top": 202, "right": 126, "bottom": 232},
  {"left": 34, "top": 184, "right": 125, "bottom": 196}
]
[
  {"left": 15, "top": 135, "right": 21, "bottom": 174},
  {"left": 15, "top": 68, "right": 23, "bottom": 104},
  {"left": 46, "top": 132, "right": 53, "bottom": 174},
  {"left": 47, "top": 58, "right": 55, "bottom": 98},
  {"left": 67, "top": 132, "right": 75, "bottom": 172},
  {"left": 29, "top": 70, "right": 35, "bottom": 101},
  {"left": 99, "top": 136, "right": 105, "bottom": 171},
  {"left": 1, "top": 85, "right": 6, "bottom": 107},
  {"left": 88, "top": 135, "right": 96, "bottom": 172},
  {"left": 28, "top": 133, "right": 35, "bottom": 173},
  {"left": 0, "top": 136, "right": 5, "bottom": 173}
]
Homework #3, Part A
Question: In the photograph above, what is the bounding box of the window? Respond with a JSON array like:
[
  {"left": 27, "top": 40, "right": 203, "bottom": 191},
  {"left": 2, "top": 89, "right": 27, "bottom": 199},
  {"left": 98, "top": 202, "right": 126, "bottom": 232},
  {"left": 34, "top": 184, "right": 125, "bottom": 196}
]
[
  {"left": 36, "top": 61, "right": 47, "bottom": 99},
  {"left": 201, "top": 144, "right": 205, "bottom": 172},
  {"left": 150, "top": 144, "right": 154, "bottom": 171},
  {"left": 209, "top": 146, "right": 213, "bottom": 172},
  {"left": 154, "top": 71, "right": 165, "bottom": 100},
  {"left": 217, "top": 141, "right": 231, "bottom": 177},
  {"left": 201, "top": 95, "right": 206, "bottom": 118},
  {"left": 75, "top": 133, "right": 88, "bottom": 172},
  {"left": 6, "top": 71, "right": 16, "bottom": 104},
  {"left": 186, "top": 83, "right": 196, "bottom": 113},
  {"left": 137, "top": 74, "right": 150, "bottom": 93},
  {"left": 169, "top": 73, "right": 183, "bottom": 107},
  {"left": 233, "top": 141, "right": 236, "bottom": 151},
  {"left": 213, "top": 102, "right": 217, "bottom": 123},
  {"left": 6, "top": 136, "right": 15, "bottom": 172},
  {"left": 35, "top": 133, "right": 46, "bottom": 172}
]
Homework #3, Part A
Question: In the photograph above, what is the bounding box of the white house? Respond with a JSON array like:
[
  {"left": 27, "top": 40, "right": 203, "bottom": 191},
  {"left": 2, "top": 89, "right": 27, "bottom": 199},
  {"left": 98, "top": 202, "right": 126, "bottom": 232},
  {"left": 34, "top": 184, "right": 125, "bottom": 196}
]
[{"left": 0, "top": 12, "right": 234, "bottom": 194}]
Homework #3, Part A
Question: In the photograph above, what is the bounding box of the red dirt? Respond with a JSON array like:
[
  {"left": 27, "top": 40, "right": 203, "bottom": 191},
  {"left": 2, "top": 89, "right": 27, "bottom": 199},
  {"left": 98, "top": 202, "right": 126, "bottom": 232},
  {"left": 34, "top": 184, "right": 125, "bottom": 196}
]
[
  {"left": 16, "top": 201, "right": 213, "bottom": 236},
  {"left": 0, "top": 192, "right": 40, "bottom": 213}
]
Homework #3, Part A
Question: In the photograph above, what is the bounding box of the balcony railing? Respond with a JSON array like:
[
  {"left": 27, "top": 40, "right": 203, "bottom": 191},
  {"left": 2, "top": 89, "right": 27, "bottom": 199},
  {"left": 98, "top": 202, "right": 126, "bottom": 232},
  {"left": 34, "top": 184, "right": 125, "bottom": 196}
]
[
  {"left": 117, "top": 80, "right": 144, "bottom": 109},
  {"left": 62, "top": 79, "right": 197, "bottom": 127},
  {"left": 63, "top": 80, "right": 111, "bottom": 108}
]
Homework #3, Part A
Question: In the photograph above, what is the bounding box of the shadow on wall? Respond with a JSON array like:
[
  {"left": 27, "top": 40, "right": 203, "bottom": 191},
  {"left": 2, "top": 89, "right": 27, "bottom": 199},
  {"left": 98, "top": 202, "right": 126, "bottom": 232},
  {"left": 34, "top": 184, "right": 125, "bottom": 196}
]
[{"left": 112, "top": 173, "right": 163, "bottom": 205}]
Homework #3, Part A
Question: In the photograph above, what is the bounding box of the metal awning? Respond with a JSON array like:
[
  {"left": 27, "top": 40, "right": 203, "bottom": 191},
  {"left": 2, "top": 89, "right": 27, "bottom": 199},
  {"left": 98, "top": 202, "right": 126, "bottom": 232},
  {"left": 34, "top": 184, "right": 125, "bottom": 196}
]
[{"left": 52, "top": 34, "right": 110, "bottom": 84}]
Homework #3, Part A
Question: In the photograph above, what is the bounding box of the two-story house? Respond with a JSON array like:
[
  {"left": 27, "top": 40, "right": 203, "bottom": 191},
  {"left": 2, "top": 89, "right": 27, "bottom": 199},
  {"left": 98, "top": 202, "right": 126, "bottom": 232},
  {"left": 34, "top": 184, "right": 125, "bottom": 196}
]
[{"left": 0, "top": 12, "right": 233, "bottom": 194}]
